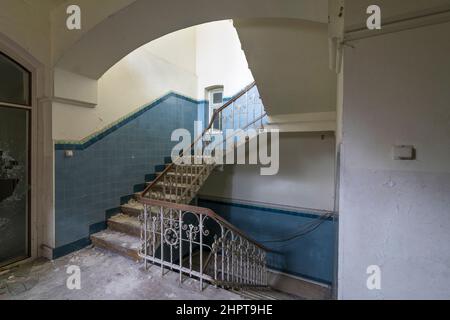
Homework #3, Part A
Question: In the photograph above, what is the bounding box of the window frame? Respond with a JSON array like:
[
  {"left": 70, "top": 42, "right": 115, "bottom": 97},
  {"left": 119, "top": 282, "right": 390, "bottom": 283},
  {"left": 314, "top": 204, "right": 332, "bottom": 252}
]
[
  {"left": 0, "top": 51, "right": 32, "bottom": 109},
  {"left": 207, "top": 86, "right": 224, "bottom": 133}
]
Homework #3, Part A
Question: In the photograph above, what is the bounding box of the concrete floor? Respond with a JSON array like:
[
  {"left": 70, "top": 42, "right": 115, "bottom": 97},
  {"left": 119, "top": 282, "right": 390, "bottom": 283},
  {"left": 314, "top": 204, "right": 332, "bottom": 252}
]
[{"left": 0, "top": 247, "right": 242, "bottom": 300}]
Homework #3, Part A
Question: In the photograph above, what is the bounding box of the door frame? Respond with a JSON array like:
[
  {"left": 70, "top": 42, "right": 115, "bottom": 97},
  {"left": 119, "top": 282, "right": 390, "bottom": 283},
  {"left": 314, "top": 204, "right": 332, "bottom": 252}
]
[{"left": 0, "top": 33, "right": 51, "bottom": 269}]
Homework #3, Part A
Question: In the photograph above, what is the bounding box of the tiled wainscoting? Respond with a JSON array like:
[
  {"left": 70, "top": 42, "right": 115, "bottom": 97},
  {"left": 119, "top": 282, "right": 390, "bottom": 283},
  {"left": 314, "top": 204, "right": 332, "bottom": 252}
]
[
  {"left": 53, "top": 85, "right": 266, "bottom": 258},
  {"left": 54, "top": 93, "right": 198, "bottom": 256},
  {"left": 198, "top": 198, "right": 336, "bottom": 285}
]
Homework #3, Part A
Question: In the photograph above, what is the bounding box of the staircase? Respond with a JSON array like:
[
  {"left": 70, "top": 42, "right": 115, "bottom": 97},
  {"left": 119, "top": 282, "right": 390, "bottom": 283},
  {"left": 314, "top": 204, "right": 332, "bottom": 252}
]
[
  {"left": 90, "top": 157, "right": 214, "bottom": 264},
  {"left": 90, "top": 82, "right": 296, "bottom": 299}
]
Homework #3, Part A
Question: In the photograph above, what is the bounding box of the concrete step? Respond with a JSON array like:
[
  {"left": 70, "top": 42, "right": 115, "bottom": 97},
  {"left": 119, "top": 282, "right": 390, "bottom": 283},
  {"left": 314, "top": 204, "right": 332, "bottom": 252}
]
[
  {"left": 121, "top": 202, "right": 143, "bottom": 217},
  {"left": 108, "top": 214, "right": 141, "bottom": 237},
  {"left": 144, "top": 192, "right": 184, "bottom": 203},
  {"left": 166, "top": 163, "right": 205, "bottom": 169},
  {"left": 155, "top": 171, "right": 197, "bottom": 181},
  {"left": 145, "top": 180, "right": 192, "bottom": 194},
  {"left": 133, "top": 192, "right": 186, "bottom": 203},
  {"left": 233, "top": 288, "right": 302, "bottom": 301},
  {"left": 90, "top": 229, "right": 140, "bottom": 261},
  {"left": 121, "top": 202, "right": 163, "bottom": 217}
]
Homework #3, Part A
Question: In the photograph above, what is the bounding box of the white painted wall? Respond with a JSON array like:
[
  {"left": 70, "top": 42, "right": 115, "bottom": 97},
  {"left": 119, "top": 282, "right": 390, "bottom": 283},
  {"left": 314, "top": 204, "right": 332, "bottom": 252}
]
[
  {"left": 339, "top": 21, "right": 450, "bottom": 299},
  {"left": 53, "top": 0, "right": 328, "bottom": 79},
  {"left": 344, "top": 0, "right": 450, "bottom": 30},
  {"left": 0, "top": 0, "right": 55, "bottom": 66},
  {"left": 52, "top": 21, "right": 257, "bottom": 141},
  {"left": 196, "top": 20, "right": 254, "bottom": 98},
  {"left": 200, "top": 132, "right": 336, "bottom": 211},
  {"left": 234, "top": 18, "right": 337, "bottom": 116},
  {"left": 52, "top": 27, "right": 198, "bottom": 141},
  {"left": 53, "top": 68, "right": 98, "bottom": 106}
]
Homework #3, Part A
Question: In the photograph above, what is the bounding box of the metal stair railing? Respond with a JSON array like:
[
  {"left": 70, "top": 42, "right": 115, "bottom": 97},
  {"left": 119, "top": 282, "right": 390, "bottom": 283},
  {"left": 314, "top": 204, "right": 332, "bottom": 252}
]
[
  {"left": 140, "top": 81, "right": 263, "bottom": 201},
  {"left": 138, "top": 198, "right": 270, "bottom": 291}
]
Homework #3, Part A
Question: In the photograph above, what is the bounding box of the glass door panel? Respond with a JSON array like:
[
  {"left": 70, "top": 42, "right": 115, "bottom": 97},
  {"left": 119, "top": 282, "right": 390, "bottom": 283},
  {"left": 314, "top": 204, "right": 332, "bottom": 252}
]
[{"left": 0, "top": 106, "right": 30, "bottom": 267}]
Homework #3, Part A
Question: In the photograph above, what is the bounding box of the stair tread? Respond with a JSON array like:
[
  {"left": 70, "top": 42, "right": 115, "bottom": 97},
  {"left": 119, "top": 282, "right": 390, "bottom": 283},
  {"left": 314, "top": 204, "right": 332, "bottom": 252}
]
[
  {"left": 147, "top": 181, "right": 191, "bottom": 188},
  {"left": 235, "top": 288, "right": 303, "bottom": 301},
  {"left": 121, "top": 202, "right": 163, "bottom": 216},
  {"left": 121, "top": 201, "right": 144, "bottom": 210},
  {"left": 110, "top": 213, "right": 140, "bottom": 225},
  {"left": 108, "top": 213, "right": 141, "bottom": 237},
  {"left": 145, "top": 193, "right": 183, "bottom": 201},
  {"left": 156, "top": 171, "right": 197, "bottom": 177},
  {"left": 91, "top": 229, "right": 140, "bottom": 250}
]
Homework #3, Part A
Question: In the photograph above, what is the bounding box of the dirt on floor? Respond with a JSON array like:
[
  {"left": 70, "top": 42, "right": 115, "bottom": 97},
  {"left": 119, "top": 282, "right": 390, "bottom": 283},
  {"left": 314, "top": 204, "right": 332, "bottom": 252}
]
[{"left": 0, "top": 246, "right": 242, "bottom": 300}]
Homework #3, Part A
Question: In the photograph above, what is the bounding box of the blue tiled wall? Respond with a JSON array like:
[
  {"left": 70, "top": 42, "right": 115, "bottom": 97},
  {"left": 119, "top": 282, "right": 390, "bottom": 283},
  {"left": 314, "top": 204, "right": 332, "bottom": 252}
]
[
  {"left": 55, "top": 94, "right": 198, "bottom": 248},
  {"left": 198, "top": 198, "right": 336, "bottom": 285}
]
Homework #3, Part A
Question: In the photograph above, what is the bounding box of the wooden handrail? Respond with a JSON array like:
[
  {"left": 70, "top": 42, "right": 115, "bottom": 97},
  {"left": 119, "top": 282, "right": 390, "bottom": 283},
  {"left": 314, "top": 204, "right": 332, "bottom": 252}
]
[
  {"left": 138, "top": 196, "right": 271, "bottom": 252},
  {"left": 141, "top": 81, "right": 257, "bottom": 197}
]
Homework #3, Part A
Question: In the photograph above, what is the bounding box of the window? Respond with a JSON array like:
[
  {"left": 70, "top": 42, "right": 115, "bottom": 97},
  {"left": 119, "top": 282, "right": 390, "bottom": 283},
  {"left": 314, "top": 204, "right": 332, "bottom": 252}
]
[
  {"left": 0, "top": 52, "right": 31, "bottom": 106},
  {"left": 208, "top": 87, "right": 224, "bottom": 132}
]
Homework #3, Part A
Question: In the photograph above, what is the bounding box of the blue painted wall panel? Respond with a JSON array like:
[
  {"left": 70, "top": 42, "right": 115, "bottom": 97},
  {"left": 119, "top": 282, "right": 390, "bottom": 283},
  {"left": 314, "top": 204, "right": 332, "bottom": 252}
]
[
  {"left": 198, "top": 198, "right": 336, "bottom": 284},
  {"left": 55, "top": 95, "right": 197, "bottom": 247}
]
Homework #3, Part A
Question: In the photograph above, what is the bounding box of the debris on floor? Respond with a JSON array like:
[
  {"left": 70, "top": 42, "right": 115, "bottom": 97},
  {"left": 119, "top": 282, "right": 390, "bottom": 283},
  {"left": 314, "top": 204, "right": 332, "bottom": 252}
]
[{"left": 0, "top": 247, "right": 242, "bottom": 300}]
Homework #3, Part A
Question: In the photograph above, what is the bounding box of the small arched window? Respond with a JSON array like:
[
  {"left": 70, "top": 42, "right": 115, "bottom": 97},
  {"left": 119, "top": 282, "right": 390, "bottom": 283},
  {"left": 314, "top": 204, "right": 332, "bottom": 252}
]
[{"left": 0, "top": 52, "right": 31, "bottom": 106}]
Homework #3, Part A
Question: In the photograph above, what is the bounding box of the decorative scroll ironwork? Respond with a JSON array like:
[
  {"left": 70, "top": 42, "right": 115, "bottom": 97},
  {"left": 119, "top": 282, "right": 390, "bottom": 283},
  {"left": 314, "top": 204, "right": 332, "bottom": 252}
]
[{"left": 138, "top": 82, "right": 269, "bottom": 290}]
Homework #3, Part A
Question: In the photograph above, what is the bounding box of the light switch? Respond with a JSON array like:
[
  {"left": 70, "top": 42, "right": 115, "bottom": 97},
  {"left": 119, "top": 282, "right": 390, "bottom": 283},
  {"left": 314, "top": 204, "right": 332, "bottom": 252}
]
[
  {"left": 65, "top": 150, "right": 74, "bottom": 158},
  {"left": 393, "top": 145, "right": 415, "bottom": 160}
]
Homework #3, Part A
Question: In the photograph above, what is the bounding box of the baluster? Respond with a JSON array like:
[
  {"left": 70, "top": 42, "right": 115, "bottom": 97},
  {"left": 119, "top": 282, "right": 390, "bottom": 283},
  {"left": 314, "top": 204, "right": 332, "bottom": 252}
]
[
  {"left": 226, "top": 241, "right": 230, "bottom": 283},
  {"left": 199, "top": 214, "right": 204, "bottom": 291},
  {"left": 253, "top": 93, "right": 256, "bottom": 129},
  {"left": 160, "top": 206, "right": 164, "bottom": 276},
  {"left": 246, "top": 91, "right": 249, "bottom": 128},
  {"left": 253, "top": 248, "right": 256, "bottom": 285},
  {"left": 144, "top": 204, "right": 148, "bottom": 270},
  {"left": 239, "top": 239, "right": 243, "bottom": 285},
  {"left": 213, "top": 235, "right": 218, "bottom": 284},
  {"left": 169, "top": 209, "right": 173, "bottom": 269},
  {"left": 221, "top": 228, "right": 225, "bottom": 282},
  {"left": 152, "top": 216, "right": 156, "bottom": 260},
  {"left": 260, "top": 103, "right": 264, "bottom": 128},
  {"left": 258, "top": 250, "right": 262, "bottom": 286},
  {"left": 232, "top": 102, "right": 235, "bottom": 130},
  {"left": 179, "top": 209, "right": 183, "bottom": 284},
  {"left": 246, "top": 246, "right": 250, "bottom": 285},
  {"left": 189, "top": 224, "right": 193, "bottom": 276},
  {"left": 230, "top": 239, "right": 234, "bottom": 286},
  {"left": 163, "top": 171, "right": 166, "bottom": 201}
]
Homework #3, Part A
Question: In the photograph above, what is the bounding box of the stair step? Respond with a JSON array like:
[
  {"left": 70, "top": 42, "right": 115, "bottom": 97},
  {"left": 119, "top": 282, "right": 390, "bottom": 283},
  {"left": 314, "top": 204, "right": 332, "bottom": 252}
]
[
  {"left": 145, "top": 181, "right": 192, "bottom": 194},
  {"left": 140, "top": 192, "right": 184, "bottom": 203},
  {"left": 121, "top": 202, "right": 143, "bottom": 217},
  {"left": 90, "top": 229, "right": 140, "bottom": 261},
  {"left": 121, "top": 202, "right": 163, "bottom": 216},
  {"left": 233, "top": 288, "right": 303, "bottom": 301},
  {"left": 108, "top": 214, "right": 141, "bottom": 237},
  {"left": 166, "top": 163, "right": 205, "bottom": 168},
  {"left": 234, "top": 289, "right": 276, "bottom": 301},
  {"left": 153, "top": 172, "right": 200, "bottom": 185},
  {"left": 147, "top": 181, "right": 191, "bottom": 188},
  {"left": 156, "top": 171, "right": 197, "bottom": 178}
]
